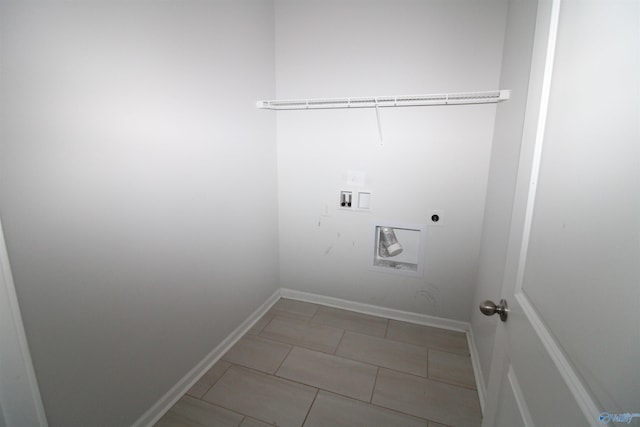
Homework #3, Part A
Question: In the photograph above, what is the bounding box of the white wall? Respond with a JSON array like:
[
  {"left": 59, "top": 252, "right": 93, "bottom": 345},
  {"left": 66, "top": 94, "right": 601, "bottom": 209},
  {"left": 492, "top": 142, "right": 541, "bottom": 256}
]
[
  {"left": 470, "top": 0, "right": 539, "bottom": 387},
  {"left": 275, "top": 0, "right": 507, "bottom": 321},
  {"left": 0, "top": 1, "right": 277, "bottom": 426}
]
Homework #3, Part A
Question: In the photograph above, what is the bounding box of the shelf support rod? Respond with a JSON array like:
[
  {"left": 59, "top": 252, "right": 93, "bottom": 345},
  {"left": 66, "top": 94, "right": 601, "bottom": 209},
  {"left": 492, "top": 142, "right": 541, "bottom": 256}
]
[{"left": 374, "top": 98, "right": 383, "bottom": 146}]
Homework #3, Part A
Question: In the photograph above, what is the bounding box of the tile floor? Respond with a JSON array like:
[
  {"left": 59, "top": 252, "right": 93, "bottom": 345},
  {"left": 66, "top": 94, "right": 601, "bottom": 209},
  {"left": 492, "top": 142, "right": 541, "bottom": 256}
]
[{"left": 155, "top": 298, "right": 481, "bottom": 427}]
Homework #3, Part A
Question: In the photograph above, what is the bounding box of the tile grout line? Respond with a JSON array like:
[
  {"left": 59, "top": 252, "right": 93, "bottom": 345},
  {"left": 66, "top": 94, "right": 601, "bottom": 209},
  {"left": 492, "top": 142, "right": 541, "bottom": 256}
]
[
  {"left": 184, "top": 392, "right": 257, "bottom": 424},
  {"left": 425, "top": 345, "right": 471, "bottom": 357},
  {"left": 369, "top": 367, "right": 380, "bottom": 404},
  {"left": 252, "top": 314, "right": 273, "bottom": 335},
  {"left": 200, "top": 363, "right": 323, "bottom": 425},
  {"left": 332, "top": 329, "right": 347, "bottom": 355},
  {"left": 327, "top": 331, "right": 429, "bottom": 377},
  {"left": 425, "top": 376, "right": 479, "bottom": 391},
  {"left": 271, "top": 359, "right": 380, "bottom": 405},
  {"left": 365, "top": 399, "right": 433, "bottom": 424},
  {"left": 165, "top": 306, "right": 479, "bottom": 427},
  {"left": 272, "top": 343, "right": 295, "bottom": 375},
  {"left": 256, "top": 315, "right": 277, "bottom": 338},
  {"left": 375, "top": 365, "right": 475, "bottom": 386},
  {"left": 190, "top": 360, "right": 233, "bottom": 401},
  {"left": 372, "top": 368, "right": 480, "bottom": 419},
  {"left": 426, "top": 347, "right": 479, "bottom": 390},
  {"left": 426, "top": 347, "right": 429, "bottom": 380},
  {"left": 300, "top": 388, "right": 320, "bottom": 427}
]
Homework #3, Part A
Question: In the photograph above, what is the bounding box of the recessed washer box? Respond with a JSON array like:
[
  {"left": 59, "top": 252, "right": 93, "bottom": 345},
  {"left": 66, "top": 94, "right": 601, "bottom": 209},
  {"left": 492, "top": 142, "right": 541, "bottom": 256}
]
[{"left": 370, "top": 221, "right": 426, "bottom": 277}]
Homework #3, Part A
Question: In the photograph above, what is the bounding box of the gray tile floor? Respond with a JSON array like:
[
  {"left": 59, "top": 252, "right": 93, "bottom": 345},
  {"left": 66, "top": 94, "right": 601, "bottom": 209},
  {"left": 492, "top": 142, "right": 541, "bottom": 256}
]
[{"left": 155, "top": 298, "right": 481, "bottom": 427}]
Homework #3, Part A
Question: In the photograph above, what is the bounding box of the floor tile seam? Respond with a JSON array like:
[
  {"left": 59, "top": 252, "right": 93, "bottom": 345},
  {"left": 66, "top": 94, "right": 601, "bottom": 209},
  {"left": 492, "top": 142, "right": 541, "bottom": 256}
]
[
  {"left": 334, "top": 339, "right": 428, "bottom": 371},
  {"left": 424, "top": 374, "right": 478, "bottom": 391},
  {"left": 380, "top": 334, "right": 434, "bottom": 349},
  {"left": 314, "top": 389, "right": 446, "bottom": 426},
  {"left": 368, "top": 398, "right": 458, "bottom": 426},
  {"left": 332, "top": 329, "right": 347, "bottom": 355},
  {"left": 190, "top": 360, "right": 233, "bottom": 399},
  {"left": 225, "top": 367, "right": 367, "bottom": 408},
  {"left": 376, "top": 365, "right": 451, "bottom": 381},
  {"left": 273, "top": 343, "right": 296, "bottom": 375},
  {"left": 272, "top": 368, "right": 376, "bottom": 404},
  {"left": 364, "top": 399, "right": 435, "bottom": 424},
  {"left": 372, "top": 389, "right": 482, "bottom": 424},
  {"left": 373, "top": 368, "right": 481, "bottom": 410},
  {"left": 369, "top": 367, "right": 380, "bottom": 404},
  {"left": 180, "top": 396, "right": 253, "bottom": 424},
  {"left": 384, "top": 318, "right": 390, "bottom": 338},
  {"left": 250, "top": 316, "right": 272, "bottom": 335},
  {"left": 255, "top": 315, "right": 277, "bottom": 335},
  {"left": 383, "top": 336, "right": 471, "bottom": 355},
  {"left": 273, "top": 301, "right": 321, "bottom": 319},
  {"left": 300, "top": 388, "right": 320, "bottom": 427},
  {"left": 257, "top": 323, "right": 344, "bottom": 353},
  {"left": 221, "top": 358, "right": 283, "bottom": 376},
  {"left": 426, "top": 347, "right": 429, "bottom": 381},
  {"left": 308, "top": 318, "right": 387, "bottom": 338},
  {"left": 222, "top": 362, "right": 317, "bottom": 388},
  {"left": 229, "top": 330, "right": 298, "bottom": 355},
  {"left": 255, "top": 333, "right": 339, "bottom": 354},
  {"left": 263, "top": 314, "right": 346, "bottom": 332},
  {"left": 425, "top": 346, "right": 471, "bottom": 357},
  {"left": 347, "top": 329, "right": 430, "bottom": 352},
  {"left": 199, "top": 367, "right": 321, "bottom": 425},
  {"left": 290, "top": 299, "right": 394, "bottom": 323},
  {"left": 332, "top": 349, "right": 428, "bottom": 377},
  {"left": 311, "top": 306, "right": 393, "bottom": 323},
  {"left": 284, "top": 344, "right": 380, "bottom": 371},
  {"left": 266, "top": 312, "right": 315, "bottom": 323},
  {"left": 314, "top": 311, "right": 392, "bottom": 325}
]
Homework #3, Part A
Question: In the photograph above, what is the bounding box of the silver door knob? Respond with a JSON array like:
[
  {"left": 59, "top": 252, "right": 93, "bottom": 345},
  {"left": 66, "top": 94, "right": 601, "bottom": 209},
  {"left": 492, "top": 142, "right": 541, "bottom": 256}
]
[{"left": 479, "top": 299, "right": 508, "bottom": 322}]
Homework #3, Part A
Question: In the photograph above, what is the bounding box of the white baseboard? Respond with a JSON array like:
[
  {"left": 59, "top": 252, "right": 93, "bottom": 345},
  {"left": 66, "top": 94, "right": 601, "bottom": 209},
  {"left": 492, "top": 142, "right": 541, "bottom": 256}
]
[
  {"left": 131, "top": 288, "right": 281, "bottom": 427},
  {"left": 281, "top": 288, "right": 486, "bottom": 412},
  {"left": 280, "top": 288, "right": 469, "bottom": 333},
  {"left": 467, "top": 327, "right": 487, "bottom": 414},
  {"left": 134, "top": 287, "right": 487, "bottom": 425}
]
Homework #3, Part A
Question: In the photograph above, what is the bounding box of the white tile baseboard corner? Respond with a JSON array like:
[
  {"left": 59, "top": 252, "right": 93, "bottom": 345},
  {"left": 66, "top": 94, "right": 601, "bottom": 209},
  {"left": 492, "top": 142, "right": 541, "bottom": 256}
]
[{"left": 131, "top": 288, "right": 282, "bottom": 427}]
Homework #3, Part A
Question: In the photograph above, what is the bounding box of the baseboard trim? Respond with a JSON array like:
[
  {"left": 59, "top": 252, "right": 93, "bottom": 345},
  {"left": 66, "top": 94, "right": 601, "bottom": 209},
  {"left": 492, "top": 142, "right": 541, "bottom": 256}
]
[
  {"left": 134, "top": 287, "right": 486, "bottom": 426},
  {"left": 280, "top": 288, "right": 469, "bottom": 333},
  {"left": 131, "top": 288, "right": 281, "bottom": 427},
  {"left": 467, "top": 326, "right": 487, "bottom": 414}
]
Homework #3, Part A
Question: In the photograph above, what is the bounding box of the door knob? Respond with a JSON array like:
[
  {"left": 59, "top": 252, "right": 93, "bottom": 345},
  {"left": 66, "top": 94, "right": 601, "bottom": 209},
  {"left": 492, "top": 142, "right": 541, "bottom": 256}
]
[{"left": 479, "top": 299, "right": 508, "bottom": 322}]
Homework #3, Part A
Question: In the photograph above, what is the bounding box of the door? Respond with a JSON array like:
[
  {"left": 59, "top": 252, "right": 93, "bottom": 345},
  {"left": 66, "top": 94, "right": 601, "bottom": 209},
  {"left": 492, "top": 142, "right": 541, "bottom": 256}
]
[
  {"left": 0, "top": 218, "right": 48, "bottom": 426},
  {"left": 482, "top": 1, "right": 640, "bottom": 426}
]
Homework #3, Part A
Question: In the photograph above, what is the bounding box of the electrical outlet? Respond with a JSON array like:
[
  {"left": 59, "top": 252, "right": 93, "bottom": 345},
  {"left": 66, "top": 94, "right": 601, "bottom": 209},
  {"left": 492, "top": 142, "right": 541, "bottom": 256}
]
[{"left": 428, "top": 210, "right": 445, "bottom": 226}]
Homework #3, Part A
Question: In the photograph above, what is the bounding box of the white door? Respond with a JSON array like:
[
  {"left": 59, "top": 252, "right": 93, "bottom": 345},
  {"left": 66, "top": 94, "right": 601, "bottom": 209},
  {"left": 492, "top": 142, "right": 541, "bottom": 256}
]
[
  {"left": 482, "top": 1, "right": 640, "bottom": 426},
  {"left": 0, "top": 218, "right": 48, "bottom": 426}
]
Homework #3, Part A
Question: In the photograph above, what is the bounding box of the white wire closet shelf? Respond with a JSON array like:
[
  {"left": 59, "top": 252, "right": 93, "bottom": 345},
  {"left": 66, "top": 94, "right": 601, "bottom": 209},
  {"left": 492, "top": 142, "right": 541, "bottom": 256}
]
[{"left": 257, "top": 89, "right": 510, "bottom": 110}]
